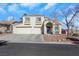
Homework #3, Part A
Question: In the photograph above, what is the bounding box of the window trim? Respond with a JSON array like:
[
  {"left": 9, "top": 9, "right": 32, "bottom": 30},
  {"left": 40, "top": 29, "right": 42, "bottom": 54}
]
[
  {"left": 36, "top": 17, "right": 41, "bottom": 25},
  {"left": 24, "top": 17, "right": 30, "bottom": 25}
]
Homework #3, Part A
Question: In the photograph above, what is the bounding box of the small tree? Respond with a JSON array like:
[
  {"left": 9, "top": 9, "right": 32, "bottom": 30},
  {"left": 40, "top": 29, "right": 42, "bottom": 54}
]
[
  {"left": 50, "top": 6, "right": 79, "bottom": 36},
  {"left": 58, "top": 6, "right": 79, "bottom": 35}
]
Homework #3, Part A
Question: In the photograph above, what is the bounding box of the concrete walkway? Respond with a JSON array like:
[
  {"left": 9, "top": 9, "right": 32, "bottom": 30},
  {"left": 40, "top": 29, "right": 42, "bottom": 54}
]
[{"left": 0, "top": 34, "right": 43, "bottom": 43}]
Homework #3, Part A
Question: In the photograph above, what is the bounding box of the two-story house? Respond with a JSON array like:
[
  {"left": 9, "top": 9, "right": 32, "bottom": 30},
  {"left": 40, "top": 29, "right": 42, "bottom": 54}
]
[{"left": 13, "top": 14, "right": 61, "bottom": 34}]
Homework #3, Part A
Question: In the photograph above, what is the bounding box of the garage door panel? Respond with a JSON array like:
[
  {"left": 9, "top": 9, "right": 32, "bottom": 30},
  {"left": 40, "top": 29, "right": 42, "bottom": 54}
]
[{"left": 13, "top": 28, "right": 41, "bottom": 34}]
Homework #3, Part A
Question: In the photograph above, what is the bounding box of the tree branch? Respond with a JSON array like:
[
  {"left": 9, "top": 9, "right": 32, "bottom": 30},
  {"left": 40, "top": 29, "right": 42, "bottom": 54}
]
[{"left": 68, "top": 11, "right": 77, "bottom": 24}]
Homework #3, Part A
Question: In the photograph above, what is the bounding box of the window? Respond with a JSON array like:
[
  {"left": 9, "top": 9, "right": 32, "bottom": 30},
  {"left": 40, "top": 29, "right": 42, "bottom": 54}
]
[
  {"left": 36, "top": 17, "right": 41, "bottom": 25},
  {"left": 24, "top": 17, "right": 30, "bottom": 25},
  {"left": 36, "top": 17, "right": 41, "bottom": 22}
]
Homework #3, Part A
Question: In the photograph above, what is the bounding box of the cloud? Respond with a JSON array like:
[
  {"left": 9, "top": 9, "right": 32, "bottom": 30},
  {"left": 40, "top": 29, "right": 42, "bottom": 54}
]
[
  {"left": 17, "top": 10, "right": 29, "bottom": 16},
  {"left": 8, "top": 4, "right": 18, "bottom": 12},
  {"left": 0, "top": 4, "right": 7, "bottom": 14},
  {"left": 7, "top": 16, "right": 14, "bottom": 21},
  {"left": 0, "top": 3, "right": 7, "bottom": 8},
  {"left": 20, "top": 3, "right": 37, "bottom": 7},
  {"left": 44, "top": 3, "right": 56, "bottom": 10},
  {"left": 20, "top": 3, "right": 39, "bottom": 10},
  {"left": 0, "top": 7, "right": 6, "bottom": 14},
  {"left": 40, "top": 3, "right": 56, "bottom": 13}
]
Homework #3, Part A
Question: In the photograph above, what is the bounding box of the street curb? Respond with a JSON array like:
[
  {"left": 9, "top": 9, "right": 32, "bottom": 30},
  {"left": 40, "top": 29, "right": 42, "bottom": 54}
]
[{"left": 7, "top": 41, "right": 79, "bottom": 45}]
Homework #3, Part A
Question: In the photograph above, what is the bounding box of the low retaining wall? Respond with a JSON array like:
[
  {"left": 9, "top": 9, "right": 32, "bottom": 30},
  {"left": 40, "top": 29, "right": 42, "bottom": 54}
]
[{"left": 43, "top": 34, "right": 67, "bottom": 42}]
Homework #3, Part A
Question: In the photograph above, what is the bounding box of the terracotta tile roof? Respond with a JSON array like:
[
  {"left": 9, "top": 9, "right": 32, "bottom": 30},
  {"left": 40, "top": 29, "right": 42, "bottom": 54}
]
[
  {"left": 0, "top": 21, "right": 15, "bottom": 25},
  {"left": 30, "top": 14, "right": 45, "bottom": 16},
  {"left": 52, "top": 19, "right": 61, "bottom": 25},
  {"left": 24, "top": 14, "right": 44, "bottom": 16}
]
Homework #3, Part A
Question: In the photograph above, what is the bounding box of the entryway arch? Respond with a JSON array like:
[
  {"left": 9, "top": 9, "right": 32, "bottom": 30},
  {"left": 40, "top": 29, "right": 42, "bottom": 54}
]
[{"left": 46, "top": 22, "right": 53, "bottom": 34}]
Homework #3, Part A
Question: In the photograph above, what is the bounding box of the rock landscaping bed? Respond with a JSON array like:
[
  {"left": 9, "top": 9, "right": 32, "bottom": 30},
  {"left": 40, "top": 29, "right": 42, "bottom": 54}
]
[
  {"left": 43, "top": 34, "right": 79, "bottom": 44},
  {"left": 43, "top": 34, "right": 67, "bottom": 42}
]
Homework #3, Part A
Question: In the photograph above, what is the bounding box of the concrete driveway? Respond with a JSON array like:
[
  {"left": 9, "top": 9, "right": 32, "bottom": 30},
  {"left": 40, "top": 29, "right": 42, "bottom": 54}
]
[{"left": 0, "top": 34, "right": 43, "bottom": 43}]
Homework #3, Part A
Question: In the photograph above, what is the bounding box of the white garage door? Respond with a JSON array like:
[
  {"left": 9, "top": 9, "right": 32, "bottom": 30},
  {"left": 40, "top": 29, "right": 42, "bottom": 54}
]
[{"left": 13, "top": 28, "right": 41, "bottom": 34}]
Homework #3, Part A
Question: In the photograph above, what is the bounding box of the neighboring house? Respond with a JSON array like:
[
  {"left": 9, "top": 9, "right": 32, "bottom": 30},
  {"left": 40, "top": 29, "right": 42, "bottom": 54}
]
[
  {"left": 0, "top": 21, "right": 15, "bottom": 32},
  {"left": 13, "top": 14, "right": 61, "bottom": 34},
  {"left": 0, "top": 27, "right": 6, "bottom": 32}
]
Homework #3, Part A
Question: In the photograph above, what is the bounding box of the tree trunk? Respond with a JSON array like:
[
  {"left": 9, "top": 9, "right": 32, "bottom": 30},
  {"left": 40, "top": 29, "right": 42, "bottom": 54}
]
[{"left": 67, "top": 25, "right": 70, "bottom": 36}]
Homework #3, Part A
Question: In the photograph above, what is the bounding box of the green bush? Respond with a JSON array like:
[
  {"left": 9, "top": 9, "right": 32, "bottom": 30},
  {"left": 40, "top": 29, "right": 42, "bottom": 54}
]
[
  {"left": 72, "top": 33, "right": 79, "bottom": 37},
  {"left": 46, "top": 22, "right": 52, "bottom": 28}
]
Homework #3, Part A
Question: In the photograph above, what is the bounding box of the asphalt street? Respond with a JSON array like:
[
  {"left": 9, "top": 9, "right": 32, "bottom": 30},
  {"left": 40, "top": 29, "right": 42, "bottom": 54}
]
[{"left": 0, "top": 43, "right": 79, "bottom": 56}]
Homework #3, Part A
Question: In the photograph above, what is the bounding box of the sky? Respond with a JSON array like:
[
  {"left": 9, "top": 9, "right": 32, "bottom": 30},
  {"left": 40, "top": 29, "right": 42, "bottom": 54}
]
[{"left": 0, "top": 3, "right": 79, "bottom": 22}]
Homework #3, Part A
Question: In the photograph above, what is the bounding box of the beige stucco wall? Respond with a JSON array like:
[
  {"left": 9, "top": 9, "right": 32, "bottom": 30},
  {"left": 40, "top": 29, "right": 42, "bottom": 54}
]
[{"left": 13, "top": 15, "right": 46, "bottom": 34}]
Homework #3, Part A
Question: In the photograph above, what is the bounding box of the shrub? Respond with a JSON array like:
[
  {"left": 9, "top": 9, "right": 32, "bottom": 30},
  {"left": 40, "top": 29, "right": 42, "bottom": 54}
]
[
  {"left": 46, "top": 22, "right": 53, "bottom": 28},
  {"left": 72, "top": 33, "right": 79, "bottom": 37}
]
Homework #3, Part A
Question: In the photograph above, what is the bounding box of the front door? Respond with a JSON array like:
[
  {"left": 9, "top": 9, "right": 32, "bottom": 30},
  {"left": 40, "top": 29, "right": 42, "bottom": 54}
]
[
  {"left": 46, "top": 22, "right": 53, "bottom": 34},
  {"left": 47, "top": 26, "right": 52, "bottom": 34}
]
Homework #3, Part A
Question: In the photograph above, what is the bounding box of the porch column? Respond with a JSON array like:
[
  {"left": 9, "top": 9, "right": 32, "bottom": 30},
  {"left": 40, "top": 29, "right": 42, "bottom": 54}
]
[
  {"left": 23, "top": 16, "right": 25, "bottom": 25},
  {"left": 59, "top": 25, "right": 61, "bottom": 34},
  {"left": 44, "top": 22, "right": 47, "bottom": 34},
  {"left": 52, "top": 24, "right": 55, "bottom": 34},
  {"left": 10, "top": 24, "right": 13, "bottom": 32}
]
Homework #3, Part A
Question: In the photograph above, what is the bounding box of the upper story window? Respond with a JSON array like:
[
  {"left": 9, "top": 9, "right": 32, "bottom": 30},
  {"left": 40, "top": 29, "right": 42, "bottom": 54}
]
[
  {"left": 24, "top": 17, "right": 30, "bottom": 25},
  {"left": 44, "top": 17, "right": 48, "bottom": 21},
  {"left": 36, "top": 17, "right": 41, "bottom": 22},
  {"left": 36, "top": 17, "right": 41, "bottom": 25}
]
